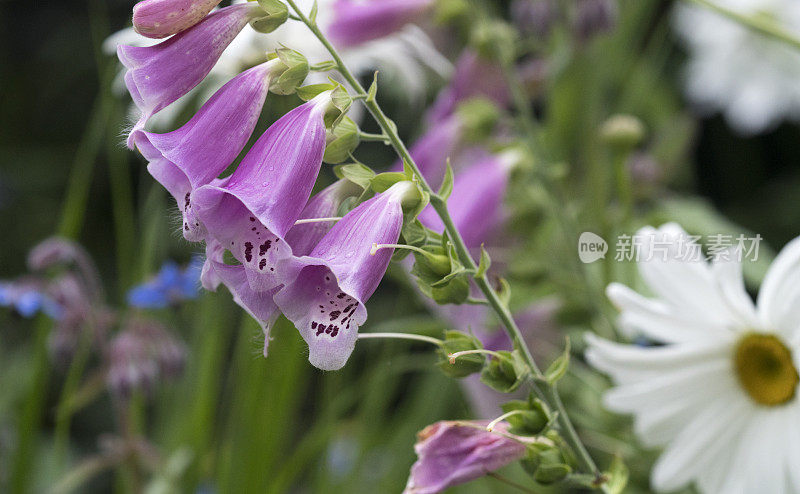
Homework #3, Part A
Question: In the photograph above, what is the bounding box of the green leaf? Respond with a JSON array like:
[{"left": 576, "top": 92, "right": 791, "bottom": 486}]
[
  {"left": 309, "top": 0, "right": 318, "bottom": 23},
  {"left": 436, "top": 330, "right": 484, "bottom": 378},
  {"left": 366, "top": 71, "right": 379, "bottom": 103},
  {"left": 323, "top": 117, "right": 360, "bottom": 164},
  {"left": 476, "top": 245, "right": 491, "bottom": 278},
  {"left": 438, "top": 159, "right": 454, "bottom": 199},
  {"left": 544, "top": 337, "right": 570, "bottom": 384},
  {"left": 333, "top": 163, "right": 375, "bottom": 189}
]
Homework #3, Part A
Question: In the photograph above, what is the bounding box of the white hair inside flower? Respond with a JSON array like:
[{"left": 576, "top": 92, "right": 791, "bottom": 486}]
[{"left": 586, "top": 222, "right": 800, "bottom": 493}]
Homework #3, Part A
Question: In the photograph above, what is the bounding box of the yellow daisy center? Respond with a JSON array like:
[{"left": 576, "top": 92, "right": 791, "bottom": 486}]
[{"left": 734, "top": 333, "right": 799, "bottom": 406}]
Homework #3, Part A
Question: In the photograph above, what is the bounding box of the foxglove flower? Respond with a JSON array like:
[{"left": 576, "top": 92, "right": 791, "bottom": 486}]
[
  {"left": 130, "top": 60, "right": 283, "bottom": 239},
  {"left": 117, "top": 2, "right": 262, "bottom": 136},
  {"left": 587, "top": 223, "right": 800, "bottom": 493},
  {"left": 284, "top": 179, "right": 362, "bottom": 257},
  {"left": 127, "top": 259, "right": 201, "bottom": 308},
  {"left": 427, "top": 51, "right": 509, "bottom": 125},
  {"left": 192, "top": 91, "right": 335, "bottom": 291},
  {"left": 417, "top": 153, "right": 511, "bottom": 248},
  {"left": 132, "top": 0, "right": 223, "bottom": 38},
  {"left": 404, "top": 420, "right": 527, "bottom": 494},
  {"left": 328, "top": 0, "right": 434, "bottom": 47},
  {"left": 392, "top": 115, "right": 461, "bottom": 190},
  {"left": 274, "top": 181, "right": 416, "bottom": 371}
]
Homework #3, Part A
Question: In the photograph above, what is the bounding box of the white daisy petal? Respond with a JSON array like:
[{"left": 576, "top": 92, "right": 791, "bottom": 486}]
[
  {"left": 651, "top": 395, "right": 751, "bottom": 492},
  {"left": 757, "top": 235, "right": 800, "bottom": 340},
  {"left": 607, "top": 283, "right": 730, "bottom": 343}
]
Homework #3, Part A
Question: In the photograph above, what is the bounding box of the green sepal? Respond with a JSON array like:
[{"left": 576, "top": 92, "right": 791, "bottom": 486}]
[
  {"left": 270, "top": 48, "right": 309, "bottom": 95},
  {"left": 252, "top": 0, "right": 288, "bottom": 33},
  {"left": 480, "top": 350, "right": 528, "bottom": 393},
  {"left": 333, "top": 163, "right": 375, "bottom": 189},
  {"left": 602, "top": 456, "right": 629, "bottom": 494},
  {"left": 501, "top": 395, "right": 552, "bottom": 436},
  {"left": 436, "top": 330, "right": 484, "bottom": 378},
  {"left": 366, "top": 71, "right": 379, "bottom": 103},
  {"left": 371, "top": 172, "right": 408, "bottom": 192},
  {"left": 476, "top": 245, "right": 491, "bottom": 278},
  {"left": 296, "top": 83, "right": 335, "bottom": 101},
  {"left": 324, "top": 117, "right": 360, "bottom": 164}
]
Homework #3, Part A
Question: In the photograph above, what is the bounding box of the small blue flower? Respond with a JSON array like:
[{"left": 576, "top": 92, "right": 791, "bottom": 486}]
[
  {"left": 127, "top": 259, "right": 202, "bottom": 309},
  {"left": 0, "top": 281, "right": 63, "bottom": 319}
]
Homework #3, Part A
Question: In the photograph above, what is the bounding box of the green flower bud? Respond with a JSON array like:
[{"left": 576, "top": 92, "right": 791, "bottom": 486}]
[
  {"left": 501, "top": 396, "right": 552, "bottom": 436},
  {"left": 456, "top": 97, "right": 500, "bottom": 142},
  {"left": 252, "top": 0, "right": 289, "bottom": 33},
  {"left": 471, "top": 20, "right": 516, "bottom": 63},
  {"left": 600, "top": 114, "right": 645, "bottom": 150},
  {"left": 480, "top": 351, "right": 528, "bottom": 393},
  {"left": 324, "top": 117, "right": 360, "bottom": 163}
]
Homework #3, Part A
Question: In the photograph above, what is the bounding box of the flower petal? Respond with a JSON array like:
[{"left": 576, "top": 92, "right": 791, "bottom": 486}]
[{"left": 757, "top": 235, "right": 800, "bottom": 340}]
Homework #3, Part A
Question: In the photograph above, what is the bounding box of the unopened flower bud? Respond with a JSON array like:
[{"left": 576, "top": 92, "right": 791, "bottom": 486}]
[
  {"left": 471, "top": 20, "right": 516, "bottom": 64},
  {"left": 437, "top": 330, "right": 485, "bottom": 378},
  {"left": 252, "top": 0, "right": 289, "bottom": 33},
  {"left": 133, "top": 0, "right": 223, "bottom": 39},
  {"left": 600, "top": 114, "right": 645, "bottom": 150}
]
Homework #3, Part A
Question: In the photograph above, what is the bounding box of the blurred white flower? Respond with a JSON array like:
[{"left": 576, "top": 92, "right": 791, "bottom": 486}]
[
  {"left": 587, "top": 223, "right": 800, "bottom": 493},
  {"left": 104, "top": 0, "right": 450, "bottom": 128},
  {"left": 674, "top": 0, "right": 800, "bottom": 134}
]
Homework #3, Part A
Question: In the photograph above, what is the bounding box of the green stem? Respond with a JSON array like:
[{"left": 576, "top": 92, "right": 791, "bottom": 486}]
[
  {"left": 684, "top": 0, "right": 800, "bottom": 51},
  {"left": 358, "top": 131, "right": 391, "bottom": 143},
  {"left": 284, "top": 0, "right": 601, "bottom": 480}
]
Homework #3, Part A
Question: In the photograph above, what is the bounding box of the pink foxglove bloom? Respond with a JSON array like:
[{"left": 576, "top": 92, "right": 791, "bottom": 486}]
[
  {"left": 404, "top": 420, "right": 527, "bottom": 494},
  {"left": 192, "top": 92, "right": 333, "bottom": 291},
  {"left": 130, "top": 60, "right": 280, "bottom": 240},
  {"left": 392, "top": 115, "right": 461, "bottom": 190},
  {"left": 284, "top": 179, "right": 362, "bottom": 257},
  {"left": 132, "top": 0, "right": 223, "bottom": 38},
  {"left": 418, "top": 153, "right": 511, "bottom": 248},
  {"left": 328, "top": 0, "right": 434, "bottom": 48},
  {"left": 427, "top": 51, "right": 510, "bottom": 125},
  {"left": 274, "top": 181, "right": 415, "bottom": 371},
  {"left": 117, "top": 3, "right": 261, "bottom": 134}
]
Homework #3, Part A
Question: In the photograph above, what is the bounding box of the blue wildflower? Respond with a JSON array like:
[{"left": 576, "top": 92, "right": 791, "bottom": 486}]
[
  {"left": 0, "top": 281, "right": 63, "bottom": 319},
  {"left": 127, "top": 259, "right": 202, "bottom": 309}
]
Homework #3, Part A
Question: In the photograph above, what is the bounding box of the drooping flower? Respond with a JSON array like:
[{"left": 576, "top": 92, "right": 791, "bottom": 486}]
[
  {"left": 673, "top": 0, "right": 800, "bottom": 134},
  {"left": 127, "top": 259, "right": 201, "bottom": 309},
  {"left": 417, "top": 152, "right": 512, "bottom": 248},
  {"left": 107, "top": 317, "right": 186, "bottom": 397},
  {"left": 404, "top": 420, "right": 528, "bottom": 494},
  {"left": 107, "top": 0, "right": 450, "bottom": 130},
  {"left": 328, "top": 0, "right": 434, "bottom": 48},
  {"left": 117, "top": 2, "right": 262, "bottom": 135},
  {"left": 274, "top": 181, "right": 417, "bottom": 370},
  {"left": 427, "top": 51, "right": 509, "bottom": 125},
  {"left": 130, "top": 59, "right": 287, "bottom": 239},
  {"left": 191, "top": 91, "right": 335, "bottom": 291},
  {"left": 132, "top": 0, "right": 223, "bottom": 38},
  {"left": 284, "top": 179, "right": 362, "bottom": 257},
  {"left": 586, "top": 223, "right": 800, "bottom": 493},
  {"left": 393, "top": 115, "right": 461, "bottom": 190}
]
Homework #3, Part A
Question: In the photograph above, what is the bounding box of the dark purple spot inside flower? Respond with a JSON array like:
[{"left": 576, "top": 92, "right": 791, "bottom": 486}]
[
  {"left": 329, "top": 310, "right": 341, "bottom": 321},
  {"left": 244, "top": 242, "right": 253, "bottom": 262},
  {"left": 259, "top": 259, "right": 266, "bottom": 270},
  {"left": 249, "top": 217, "right": 256, "bottom": 222},
  {"left": 259, "top": 240, "right": 272, "bottom": 256}
]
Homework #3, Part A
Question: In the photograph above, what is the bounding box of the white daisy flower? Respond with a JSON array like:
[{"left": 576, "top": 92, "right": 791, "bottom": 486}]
[
  {"left": 586, "top": 223, "right": 800, "bottom": 493},
  {"left": 673, "top": 0, "right": 800, "bottom": 134}
]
